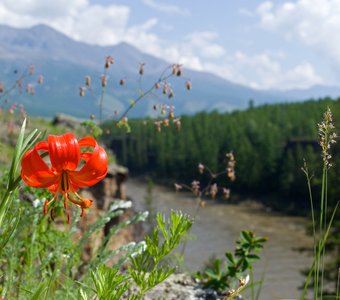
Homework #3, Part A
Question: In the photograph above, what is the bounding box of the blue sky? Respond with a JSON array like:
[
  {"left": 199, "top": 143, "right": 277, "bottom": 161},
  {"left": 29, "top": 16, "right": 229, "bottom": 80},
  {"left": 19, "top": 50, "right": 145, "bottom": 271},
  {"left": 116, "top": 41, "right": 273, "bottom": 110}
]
[{"left": 0, "top": 0, "right": 339, "bottom": 90}]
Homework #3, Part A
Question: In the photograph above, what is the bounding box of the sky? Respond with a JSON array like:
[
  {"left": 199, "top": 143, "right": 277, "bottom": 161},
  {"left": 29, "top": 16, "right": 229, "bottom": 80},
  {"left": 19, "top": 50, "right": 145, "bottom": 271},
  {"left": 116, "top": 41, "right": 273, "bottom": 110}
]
[{"left": 0, "top": 0, "right": 339, "bottom": 90}]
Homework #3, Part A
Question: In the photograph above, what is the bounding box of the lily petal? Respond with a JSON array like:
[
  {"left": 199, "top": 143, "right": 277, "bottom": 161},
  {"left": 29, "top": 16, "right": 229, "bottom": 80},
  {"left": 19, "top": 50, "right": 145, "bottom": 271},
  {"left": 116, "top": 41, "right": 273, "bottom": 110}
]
[
  {"left": 48, "top": 133, "right": 80, "bottom": 171},
  {"left": 21, "top": 143, "right": 59, "bottom": 188},
  {"left": 69, "top": 141, "right": 108, "bottom": 187}
]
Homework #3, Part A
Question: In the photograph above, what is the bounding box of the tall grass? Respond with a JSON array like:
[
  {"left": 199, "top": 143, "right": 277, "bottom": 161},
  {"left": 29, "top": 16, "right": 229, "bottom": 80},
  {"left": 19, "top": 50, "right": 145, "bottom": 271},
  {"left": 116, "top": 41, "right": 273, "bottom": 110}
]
[{"left": 302, "top": 107, "right": 339, "bottom": 300}]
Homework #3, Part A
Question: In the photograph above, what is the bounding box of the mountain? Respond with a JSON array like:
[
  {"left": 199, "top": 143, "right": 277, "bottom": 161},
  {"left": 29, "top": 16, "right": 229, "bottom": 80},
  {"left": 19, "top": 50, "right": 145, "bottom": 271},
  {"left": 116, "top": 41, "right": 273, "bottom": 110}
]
[{"left": 0, "top": 24, "right": 339, "bottom": 119}]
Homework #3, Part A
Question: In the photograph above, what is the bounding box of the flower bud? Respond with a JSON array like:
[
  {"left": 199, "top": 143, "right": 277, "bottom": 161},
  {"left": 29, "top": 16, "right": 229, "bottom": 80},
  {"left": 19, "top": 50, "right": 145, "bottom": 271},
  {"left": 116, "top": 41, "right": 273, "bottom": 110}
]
[
  {"left": 85, "top": 75, "right": 91, "bottom": 87},
  {"left": 154, "top": 121, "right": 161, "bottom": 133},
  {"left": 223, "top": 188, "right": 230, "bottom": 199},
  {"left": 174, "top": 183, "right": 182, "bottom": 192},
  {"left": 169, "top": 108, "right": 174, "bottom": 119},
  {"left": 173, "top": 118, "right": 181, "bottom": 131},
  {"left": 139, "top": 63, "right": 145, "bottom": 75},
  {"left": 105, "top": 56, "right": 114, "bottom": 68},
  {"left": 79, "top": 87, "right": 86, "bottom": 97},
  {"left": 186, "top": 80, "right": 192, "bottom": 90},
  {"left": 162, "top": 119, "right": 169, "bottom": 127},
  {"left": 101, "top": 75, "right": 107, "bottom": 87},
  {"left": 210, "top": 183, "right": 218, "bottom": 199}
]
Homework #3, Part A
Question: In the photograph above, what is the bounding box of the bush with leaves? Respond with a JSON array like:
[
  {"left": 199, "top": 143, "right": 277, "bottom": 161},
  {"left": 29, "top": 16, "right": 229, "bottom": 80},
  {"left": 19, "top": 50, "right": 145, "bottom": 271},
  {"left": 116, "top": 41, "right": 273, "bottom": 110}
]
[
  {"left": 0, "top": 120, "right": 193, "bottom": 299},
  {"left": 196, "top": 230, "right": 267, "bottom": 297},
  {"left": 79, "top": 211, "right": 193, "bottom": 300}
]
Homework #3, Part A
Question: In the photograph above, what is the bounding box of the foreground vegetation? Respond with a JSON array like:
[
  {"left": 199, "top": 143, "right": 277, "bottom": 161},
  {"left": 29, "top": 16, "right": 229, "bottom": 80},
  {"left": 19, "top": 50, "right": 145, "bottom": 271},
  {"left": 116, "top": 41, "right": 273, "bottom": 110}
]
[
  {"left": 0, "top": 57, "right": 339, "bottom": 298},
  {"left": 0, "top": 117, "right": 263, "bottom": 299},
  {"left": 103, "top": 97, "right": 340, "bottom": 297}
]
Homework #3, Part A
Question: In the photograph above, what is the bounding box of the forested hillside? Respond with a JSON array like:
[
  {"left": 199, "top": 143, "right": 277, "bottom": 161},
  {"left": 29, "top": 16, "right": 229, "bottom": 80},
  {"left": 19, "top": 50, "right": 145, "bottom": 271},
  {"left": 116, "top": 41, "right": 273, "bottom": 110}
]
[{"left": 102, "top": 98, "right": 340, "bottom": 213}]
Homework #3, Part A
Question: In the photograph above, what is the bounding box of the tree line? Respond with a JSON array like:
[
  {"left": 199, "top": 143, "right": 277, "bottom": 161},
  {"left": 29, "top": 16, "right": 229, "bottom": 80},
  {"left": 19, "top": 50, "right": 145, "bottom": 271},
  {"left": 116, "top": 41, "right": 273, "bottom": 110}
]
[{"left": 102, "top": 97, "right": 340, "bottom": 214}]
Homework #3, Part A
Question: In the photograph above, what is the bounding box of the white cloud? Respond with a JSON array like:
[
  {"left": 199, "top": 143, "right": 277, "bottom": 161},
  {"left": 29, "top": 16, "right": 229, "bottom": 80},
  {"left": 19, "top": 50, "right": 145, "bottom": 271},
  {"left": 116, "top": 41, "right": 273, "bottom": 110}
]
[
  {"left": 0, "top": 1, "right": 148, "bottom": 46},
  {"left": 142, "top": 0, "right": 190, "bottom": 16},
  {"left": 0, "top": 0, "right": 325, "bottom": 90},
  {"left": 238, "top": 8, "right": 255, "bottom": 17},
  {"left": 151, "top": 31, "right": 322, "bottom": 90},
  {"left": 184, "top": 31, "right": 226, "bottom": 59},
  {"left": 203, "top": 52, "right": 323, "bottom": 90},
  {"left": 257, "top": 0, "right": 340, "bottom": 65}
]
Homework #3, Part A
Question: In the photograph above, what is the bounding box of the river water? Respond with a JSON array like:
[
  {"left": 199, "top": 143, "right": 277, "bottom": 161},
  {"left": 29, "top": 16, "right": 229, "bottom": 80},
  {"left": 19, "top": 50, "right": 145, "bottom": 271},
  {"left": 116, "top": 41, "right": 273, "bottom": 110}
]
[{"left": 127, "top": 178, "right": 313, "bottom": 300}]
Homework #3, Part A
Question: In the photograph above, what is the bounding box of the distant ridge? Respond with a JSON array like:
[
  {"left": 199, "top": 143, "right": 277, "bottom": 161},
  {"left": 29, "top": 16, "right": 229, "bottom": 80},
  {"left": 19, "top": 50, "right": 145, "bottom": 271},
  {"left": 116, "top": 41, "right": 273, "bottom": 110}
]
[{"left": 0, "top": 24, "right": 339, "bottom": 119}]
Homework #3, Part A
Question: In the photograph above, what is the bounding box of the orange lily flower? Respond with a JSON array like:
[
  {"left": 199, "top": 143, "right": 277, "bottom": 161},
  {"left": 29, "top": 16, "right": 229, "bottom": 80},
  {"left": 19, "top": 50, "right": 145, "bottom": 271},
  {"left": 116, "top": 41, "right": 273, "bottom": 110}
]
[{"left": 21, "top": 132, "right": 108, "bottom": 222}]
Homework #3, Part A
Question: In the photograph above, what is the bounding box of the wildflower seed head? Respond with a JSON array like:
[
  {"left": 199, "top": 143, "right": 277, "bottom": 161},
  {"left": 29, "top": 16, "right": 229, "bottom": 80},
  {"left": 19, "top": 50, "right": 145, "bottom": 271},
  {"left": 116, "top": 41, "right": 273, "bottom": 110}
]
[
  {"left": 174, "top": 183, "right": 182, "bottom": 192},
  {"left": 0, "top": 82, "right": 4, "bottom": 93},
  {"left": 172, "top": 64, "right": 177, "bottom": 75},
  {"left": 154, "top": 120, "right": 161, "bottom": 133},
  {"left": 122, "top": 116, "right": 128, "bottom": 124},
  {"left": 79, "top": 87, "right": 86, "bottom": 97},
  {"left": 210, "top": 183, "right": 218, "bottom": 199},
  {"left": 223, "top": 188, "right": 231, "bottom": 199},
  {"left": 176, "top": 65, "right": 182, "bottom": 76},
  {"left": 226, "top": 151, "right": 236, "bottom": 181},
  {"left": 85, "top": 75, "right": 91, "bottom": 87},
  {"left": 173, "top": 118, "right": 181, "bottom": 131},
  {"left": 186, "top": 80, "right": 192, "bottom": 90},
  {"left": 105, "top": 55, "right": 114, "bottom": 68},
  {"left": 161, "top": 105, "right": 166, "bottom": 115},
  {"left": 162, "top": 118, "right": 169, "bottom": 127},
  {"left": 119, "top": 79, "right": 125, "bottom": 86},
  {"left": 155, "top": 82, "right": 161, "bottom": 89},
  {"left": 101, "top": 75, "right": 107, "bottom": 87},
  {"left": 139, "top": 63, "right": 145, "bottom": 75},
  {"left": 198, "top": 163, "right": 205, "bottom": 174},
  {"left": 318, "top": 107, "right": 336, "bottom": 168},
  {"left": 191, "top": 180, "right": 200, "bottom": 196}
]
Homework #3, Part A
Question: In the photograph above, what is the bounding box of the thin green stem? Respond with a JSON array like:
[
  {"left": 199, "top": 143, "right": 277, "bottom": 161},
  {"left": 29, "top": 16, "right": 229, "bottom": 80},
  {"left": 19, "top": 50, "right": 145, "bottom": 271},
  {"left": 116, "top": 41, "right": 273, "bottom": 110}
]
[
  {"left": 336, "top": 268, "right": 340, "bottom": 300},
  {"left": 317, "top": 165, "right": 327, "bottom": 299},
  {"left": 303, "top": 165, "right": 317, "bottom": 297},
  {"left": 250, "top": 267, "right": 255, "bottom": 300}
]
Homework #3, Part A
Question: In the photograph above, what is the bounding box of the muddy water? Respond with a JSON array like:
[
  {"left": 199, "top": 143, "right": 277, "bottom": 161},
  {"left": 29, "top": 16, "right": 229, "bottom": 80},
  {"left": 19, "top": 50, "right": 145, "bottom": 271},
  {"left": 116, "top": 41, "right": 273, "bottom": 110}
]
[{"left": 127, "top": 178, "right": 313, "bottom": 300}]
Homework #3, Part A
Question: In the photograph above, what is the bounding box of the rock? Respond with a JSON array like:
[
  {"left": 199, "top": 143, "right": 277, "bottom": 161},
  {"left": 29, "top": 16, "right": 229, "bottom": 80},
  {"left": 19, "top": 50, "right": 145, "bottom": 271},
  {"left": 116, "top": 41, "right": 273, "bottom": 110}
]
[
  {"left": 124, "top": 273, "right": 224, "bottom": 300},
  {"left": 52, "top": 113, "right": 80, "bottom": 128},
  {"left": 77, "top": 163, "right": 143, "bottom": 266}
]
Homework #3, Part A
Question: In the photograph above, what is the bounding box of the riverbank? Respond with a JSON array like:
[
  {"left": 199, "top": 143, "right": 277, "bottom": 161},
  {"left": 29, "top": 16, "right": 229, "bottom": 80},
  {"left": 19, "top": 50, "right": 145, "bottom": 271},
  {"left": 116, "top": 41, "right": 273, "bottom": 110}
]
[{"left": 126, "top": 177, "right": 313, "bottom": 300}]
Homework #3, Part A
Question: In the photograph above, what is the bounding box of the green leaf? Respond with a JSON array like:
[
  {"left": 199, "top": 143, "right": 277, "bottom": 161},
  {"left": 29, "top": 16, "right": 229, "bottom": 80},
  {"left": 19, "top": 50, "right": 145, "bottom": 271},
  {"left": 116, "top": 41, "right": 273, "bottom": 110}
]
[{"left": 28, "top": 281, "right": 48, "bottom": 300}]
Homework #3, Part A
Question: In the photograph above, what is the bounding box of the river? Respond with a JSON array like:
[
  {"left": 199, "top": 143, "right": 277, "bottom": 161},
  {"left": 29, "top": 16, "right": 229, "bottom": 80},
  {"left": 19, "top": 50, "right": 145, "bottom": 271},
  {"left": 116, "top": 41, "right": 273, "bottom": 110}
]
[{"left": 127, "top": 178, "right": 313, "bottom": 300}]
